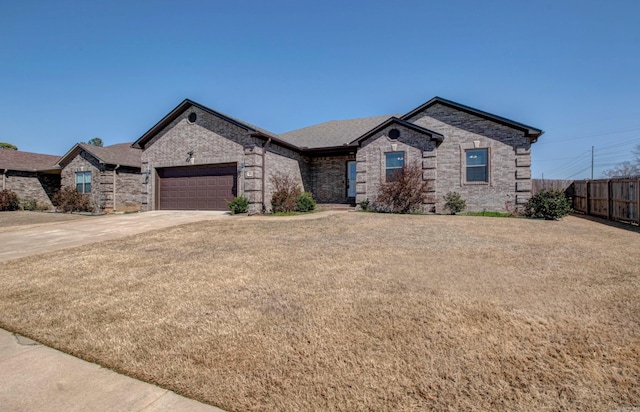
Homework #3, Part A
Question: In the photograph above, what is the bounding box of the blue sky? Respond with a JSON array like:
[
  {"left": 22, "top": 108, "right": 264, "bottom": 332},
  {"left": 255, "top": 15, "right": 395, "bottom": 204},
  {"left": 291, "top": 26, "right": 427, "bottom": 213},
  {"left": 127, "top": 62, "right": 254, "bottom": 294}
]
[{"left": 1, "top": 0, "right": 639, "bottom": 179}]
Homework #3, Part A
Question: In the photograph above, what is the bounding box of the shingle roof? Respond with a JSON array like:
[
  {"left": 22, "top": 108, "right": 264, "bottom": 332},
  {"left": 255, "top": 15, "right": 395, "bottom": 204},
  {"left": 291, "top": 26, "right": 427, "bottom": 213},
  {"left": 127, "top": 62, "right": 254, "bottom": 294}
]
[
  {"left": 279, "top": 115, "right": 399, "bottom": 148},
  {"left": 77, "top": 143, "right": 141, "bottom": 168},
  {"left": 0, "top": 150, "right": 60, "bottom": 172}
]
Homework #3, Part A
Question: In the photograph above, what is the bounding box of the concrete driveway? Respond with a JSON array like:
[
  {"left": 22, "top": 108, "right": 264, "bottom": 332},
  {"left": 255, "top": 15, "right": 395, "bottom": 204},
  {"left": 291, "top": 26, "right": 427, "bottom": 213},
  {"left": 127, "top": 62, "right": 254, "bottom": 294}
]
[{"left": 0, "top": 211, "right": 229, "bottom": 263}]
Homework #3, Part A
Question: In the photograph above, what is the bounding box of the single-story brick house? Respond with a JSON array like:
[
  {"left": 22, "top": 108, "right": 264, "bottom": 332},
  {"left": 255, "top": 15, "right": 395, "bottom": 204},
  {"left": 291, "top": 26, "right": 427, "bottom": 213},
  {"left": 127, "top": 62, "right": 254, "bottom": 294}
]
[
  {"left": 133, "top": 96, "right": 542, "bottom": 214},
  {"left": 0, "top": 150, "right": 61, "bottom": 208},
  {"left": 57, "top": 143, "right": 142, "bottom": 212}
]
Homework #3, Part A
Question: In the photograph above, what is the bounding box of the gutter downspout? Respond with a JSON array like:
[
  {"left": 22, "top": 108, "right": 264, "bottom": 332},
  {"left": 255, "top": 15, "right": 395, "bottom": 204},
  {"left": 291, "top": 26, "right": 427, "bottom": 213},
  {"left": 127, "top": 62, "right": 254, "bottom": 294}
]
[
  {"left": 261, "top": 137, "right": 272, "bottom": 213},
  {"left": 113, "top": 165, "right": 120, "bottom": 212},
  {"left": 2, "top": 169, "right": 7, "bottom": 191}
]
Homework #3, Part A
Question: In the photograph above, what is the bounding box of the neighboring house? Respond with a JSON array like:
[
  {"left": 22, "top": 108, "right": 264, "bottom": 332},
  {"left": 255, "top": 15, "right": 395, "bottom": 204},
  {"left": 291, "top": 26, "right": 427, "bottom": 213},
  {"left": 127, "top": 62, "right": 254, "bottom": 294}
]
[
  {"left": 133, "top": 97, "right": 542, "bottom": 214},
  {"left": 0, "top": 150, "right": 60, "bottom": 208},
  {"left": 58, "top": 143, "right": 142, "bottom": 212}
]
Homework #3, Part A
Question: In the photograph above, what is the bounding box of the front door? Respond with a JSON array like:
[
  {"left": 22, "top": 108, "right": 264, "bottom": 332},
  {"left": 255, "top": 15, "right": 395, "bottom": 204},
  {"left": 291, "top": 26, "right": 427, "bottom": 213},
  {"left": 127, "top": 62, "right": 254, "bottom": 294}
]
[{"left": 347, "top": 161, "right": 356, "bottom": 198}]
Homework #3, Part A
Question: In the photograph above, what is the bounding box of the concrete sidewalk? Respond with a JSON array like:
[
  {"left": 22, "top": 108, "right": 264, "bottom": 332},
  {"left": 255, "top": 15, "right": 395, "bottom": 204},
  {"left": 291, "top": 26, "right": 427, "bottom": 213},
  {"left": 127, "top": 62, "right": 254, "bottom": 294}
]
[
  {"left": 0, "top": 211, "right": 229, "bottom": 263},
  {"left": 0, "top": 328, "right": 224, "bottom": 412}
]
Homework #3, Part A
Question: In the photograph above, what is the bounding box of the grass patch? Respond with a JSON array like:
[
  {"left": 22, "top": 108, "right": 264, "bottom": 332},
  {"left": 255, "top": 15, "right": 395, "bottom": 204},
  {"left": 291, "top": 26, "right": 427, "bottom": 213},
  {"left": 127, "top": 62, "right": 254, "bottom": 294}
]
[
  {"left": 463, "top": 210, "right": 512, "bottom": 217},
  {"left": 0, "top": 214, "right": 638, "bottom": 411}
]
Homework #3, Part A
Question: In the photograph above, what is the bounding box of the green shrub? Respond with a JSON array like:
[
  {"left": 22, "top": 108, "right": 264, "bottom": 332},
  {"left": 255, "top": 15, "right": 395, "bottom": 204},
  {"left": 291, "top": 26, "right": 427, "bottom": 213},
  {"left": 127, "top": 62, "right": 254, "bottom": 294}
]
[
  {"left": 270, "top": 173, "right": 301, "bottom": 213},
  {"left": 443, "top": 191, "right": 466, "bottom": 215},
  {"left": 21, "top": 198, "right": 37, "bottom": 211},
  {"left": 227, "top": 196, "right": 249, "bottom": 214},
  {"left": 523, "top": 189, "right": 572, "bottom": 220},
  {"left": 0, "top": 189, "right": 20, "bottom": 211},
  {"left": 359, "top": 198, "right": 370, "bottom": 211},
  {"left": 295, "top": 191, "right": 316, "bottom": 212},
  {"left": 52, "top": 187, "right": 93, "bottom": 213},
  {"left": 374, "top": 164, "right": 427, "bottom": 213}
]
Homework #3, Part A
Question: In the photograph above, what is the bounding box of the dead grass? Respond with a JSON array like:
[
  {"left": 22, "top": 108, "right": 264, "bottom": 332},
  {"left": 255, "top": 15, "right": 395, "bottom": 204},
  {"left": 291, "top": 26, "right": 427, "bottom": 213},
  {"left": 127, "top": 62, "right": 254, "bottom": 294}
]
[
  {"left": 0, "top": 213, "right": 638, "bottom": 411},
  {"left": 0, "top": 211, "right": 87, "bottom": 229}
]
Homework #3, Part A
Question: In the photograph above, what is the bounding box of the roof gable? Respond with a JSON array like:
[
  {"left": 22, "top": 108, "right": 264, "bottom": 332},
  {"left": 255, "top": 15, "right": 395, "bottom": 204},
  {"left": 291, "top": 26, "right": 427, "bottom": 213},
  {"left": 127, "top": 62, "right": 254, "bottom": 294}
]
[
  {"left": 401, "top": 96, "right": 544, "bottom": 142},
  {"left": 58, "top": 143, "right": 141, "bottom": 169},
  {"left": 0, "top": 150, "right": 60, "bottom": 172},
  {"left": 350, "top": 117, "right": 444, "bottom": 146},
  {"left": 133, "top": 99, "right": 278, "bottom": 150}
]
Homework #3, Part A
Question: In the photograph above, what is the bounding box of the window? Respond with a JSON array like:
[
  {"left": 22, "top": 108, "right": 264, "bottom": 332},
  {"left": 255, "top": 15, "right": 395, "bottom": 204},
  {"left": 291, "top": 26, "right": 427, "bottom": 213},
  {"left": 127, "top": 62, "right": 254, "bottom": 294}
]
[
  {"left": 76, "top": 171, "right": 91, "bottom": 193},
  {"left": 466, "top": 149, "right": 488, "bottom": 182},
  {"left": 385, "top": 152, "right": 404, "bottom": 181}
]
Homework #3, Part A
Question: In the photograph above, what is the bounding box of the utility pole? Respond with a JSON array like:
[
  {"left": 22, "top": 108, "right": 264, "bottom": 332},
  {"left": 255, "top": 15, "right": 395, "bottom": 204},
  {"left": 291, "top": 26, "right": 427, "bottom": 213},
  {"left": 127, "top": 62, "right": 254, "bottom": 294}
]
[{"left": 591, "top": 146, "right": 594, "bottom": 180}]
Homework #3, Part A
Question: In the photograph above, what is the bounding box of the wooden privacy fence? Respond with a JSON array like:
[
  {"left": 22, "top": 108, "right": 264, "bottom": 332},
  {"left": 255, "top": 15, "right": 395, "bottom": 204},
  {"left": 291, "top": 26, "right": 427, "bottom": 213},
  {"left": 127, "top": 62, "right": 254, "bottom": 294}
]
[
  {"left": 572, "top": 178, "right": 640, "bottom": 225},
  {"left": 532, "top": 179, "right": 574, "bottom": 195}
]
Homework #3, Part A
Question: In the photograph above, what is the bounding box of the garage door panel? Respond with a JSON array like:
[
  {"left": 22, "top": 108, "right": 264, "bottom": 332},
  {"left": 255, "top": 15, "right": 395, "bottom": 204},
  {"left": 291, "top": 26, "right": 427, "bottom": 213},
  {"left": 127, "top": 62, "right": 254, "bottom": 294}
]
[{"left": 157, "top": 164, "right": 237, "bottom": 211}]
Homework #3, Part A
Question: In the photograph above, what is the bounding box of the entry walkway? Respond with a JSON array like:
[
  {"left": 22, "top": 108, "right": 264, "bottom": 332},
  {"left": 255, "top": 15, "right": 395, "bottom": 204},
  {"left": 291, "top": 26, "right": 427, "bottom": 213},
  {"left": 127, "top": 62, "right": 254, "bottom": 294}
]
[{"left": 0, "top": 328, "right": 223, "bottom": 411}]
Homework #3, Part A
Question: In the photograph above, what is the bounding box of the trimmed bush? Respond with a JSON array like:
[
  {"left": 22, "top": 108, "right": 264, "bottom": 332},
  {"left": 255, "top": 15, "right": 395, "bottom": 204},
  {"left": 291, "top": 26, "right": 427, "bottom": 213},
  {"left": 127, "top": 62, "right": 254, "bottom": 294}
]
[
  {"left": 52, "top": 187, "right": 93, "bottom": 213},
  {"left": 21, "top": 198, "right": 37, "bottom": 211},
  {"left": 523, "top": 189, "right": 572, "bottom": 220},
  {"left": 0, "top": 189, "right": 20, "bottom": 211},
  {"left": 359, "top": 198, "right": 370, "bottom": 211},
  {"left": 444, "top": 192, "right": 466, "bottom": 215},
  {"left": 227, "top": 196, "right": 249, "bottom": 214},
  {"left": 374, "top": 164, "right": 427, "bottom": 213},
  {"left": 295, "top": 191, "right": 316, "bottom": 212}
]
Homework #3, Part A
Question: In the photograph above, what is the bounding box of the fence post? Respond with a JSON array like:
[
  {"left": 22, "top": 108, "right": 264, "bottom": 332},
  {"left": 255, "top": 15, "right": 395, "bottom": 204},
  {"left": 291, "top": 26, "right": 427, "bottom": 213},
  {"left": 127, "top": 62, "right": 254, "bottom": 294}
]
[
  {"left": 586, "top": 181, "right": 590, "bottom": 215},
  {"left": 607, "top": 180, "right": 612, "bottom": 220}
]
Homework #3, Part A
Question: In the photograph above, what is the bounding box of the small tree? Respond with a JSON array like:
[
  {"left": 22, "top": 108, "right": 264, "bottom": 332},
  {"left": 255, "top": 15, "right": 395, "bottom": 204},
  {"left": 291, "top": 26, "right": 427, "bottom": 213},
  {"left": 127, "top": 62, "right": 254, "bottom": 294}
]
[
  {"left": 270, "top": 173, "right": 301, "bottom": 213},
  {"left": 374, "top": 164, "right": 427, "bottom": 213},
  {"left": 0, "top": 142, "right": 18, "bottom": 150},
  {"left": 443, "top": 192, "right": 466, "bottom": 215},
  {"left": 52, "top": 187, "right": 93, "bottom": 213},
  {"left": 523, "top": 189, "right": 572, "bottom": 220},
  {"left": 86, "top": 137, "right": 103, "bottom": 147},
  {"left": 0, "top": 189, "right": 20, "bottom": 211}
]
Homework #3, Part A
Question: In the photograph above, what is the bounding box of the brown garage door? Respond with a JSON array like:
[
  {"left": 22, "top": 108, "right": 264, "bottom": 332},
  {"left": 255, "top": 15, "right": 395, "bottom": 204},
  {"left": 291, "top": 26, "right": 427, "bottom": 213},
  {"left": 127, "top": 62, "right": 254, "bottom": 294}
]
[{"left": 157, "top": 164, "right": 237, "bottom": 211}]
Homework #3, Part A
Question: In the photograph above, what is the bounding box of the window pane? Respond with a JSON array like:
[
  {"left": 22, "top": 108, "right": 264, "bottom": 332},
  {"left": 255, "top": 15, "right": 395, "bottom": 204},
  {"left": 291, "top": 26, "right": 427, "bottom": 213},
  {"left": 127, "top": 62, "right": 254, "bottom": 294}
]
[
  {"left": 466, "top": 149, "right": 487, "bottom": 166},
  {"left": 84, "top": 183, "right": 91, "bottom": 193},
  {"left": 385, "top": 152, "right": 404, "bottom": 168},
  {"left": 467, "top": 166, "right": 487, "bottom": 182},
  {"left": 76, "top": 183, "right": 83, "bottom": 192},
  {"left": 76, "top": 173, "right": 83, "bottom": 184},
  {"left": 386, "top": 168, "right": 401, "bottom": 181}
]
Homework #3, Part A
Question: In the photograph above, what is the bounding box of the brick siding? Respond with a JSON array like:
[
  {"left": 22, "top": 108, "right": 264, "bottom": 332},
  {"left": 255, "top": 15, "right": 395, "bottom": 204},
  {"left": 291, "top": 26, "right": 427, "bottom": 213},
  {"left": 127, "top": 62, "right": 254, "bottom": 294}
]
[
  {"left": 2, "top": 171, "right": 59, "bottom": 209},
  {"left": 61, "top": 150, "right": 141, "bottom": 213}
]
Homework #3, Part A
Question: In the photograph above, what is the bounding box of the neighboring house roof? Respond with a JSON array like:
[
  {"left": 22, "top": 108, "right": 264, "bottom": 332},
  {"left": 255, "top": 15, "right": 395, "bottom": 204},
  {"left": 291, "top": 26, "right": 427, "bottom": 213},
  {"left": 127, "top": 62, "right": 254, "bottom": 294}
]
[
  {"left": 133, "top": 99, "right": 281, "bottom": 150},
  {"left": 0, "top": 150, "right": 60, "bottom": 172},
  {"left": 350, "top": 117, "right": 445, "bottom": 146},
  {"left": 401, "top": 96, "right": 544, "bottom": 141},
  {"left": 58, "top": 143, "right": 142, "bottom": 168},
  {"left": 279, "top": 115, "right": 399, "bottom": 148}
]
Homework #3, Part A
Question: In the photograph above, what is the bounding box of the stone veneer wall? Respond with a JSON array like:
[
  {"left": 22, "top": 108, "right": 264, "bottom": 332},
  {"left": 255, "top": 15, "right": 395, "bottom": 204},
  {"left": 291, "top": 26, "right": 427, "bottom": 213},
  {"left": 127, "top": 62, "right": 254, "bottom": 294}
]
[
  {"left": 263, "top": 145, "right": 310, "bottom": 212},
  {"left": 405, "top": 103, "right": 532, "bottom": 213},
  {"left": 101, "top": 166, "right": 142, "bottom": 213},
  {"left": 2, "top": 171, "right": 59, "bottom": 209},
  {"left": 355, "top": 124, "right": 437, "bottom": 212}
]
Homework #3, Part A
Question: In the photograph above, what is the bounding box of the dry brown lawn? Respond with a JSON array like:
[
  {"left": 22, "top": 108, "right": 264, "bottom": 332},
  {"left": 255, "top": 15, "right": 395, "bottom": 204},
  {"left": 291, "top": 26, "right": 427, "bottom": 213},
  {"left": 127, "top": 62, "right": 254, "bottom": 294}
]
[
  {"left": 0, "top": 213, "right": 638, "bottom": 411},
  {"left": 0, "top": 211, "right": 86, "bottom": 229}
]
